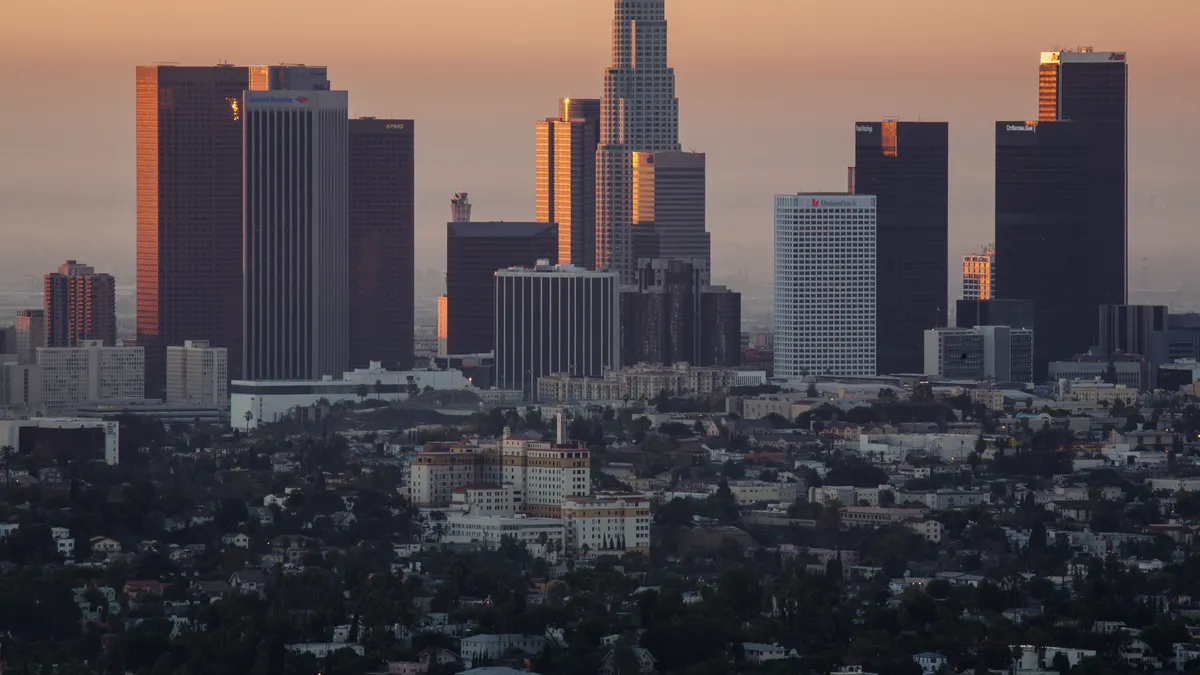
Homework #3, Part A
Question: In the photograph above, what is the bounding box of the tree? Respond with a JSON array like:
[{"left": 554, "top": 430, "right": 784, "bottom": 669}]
[
  {"left": 1103, "top": 360, "right": 1119, "bottom": 385},
  {"left": 806, "top": 382, "right": 819, "bottom": 398},
  {"left": 243, "top": 410, "right": 253, "bottom": 433},
  {"left": 356, "top": 383, "right": 369, "bottom": 403}
]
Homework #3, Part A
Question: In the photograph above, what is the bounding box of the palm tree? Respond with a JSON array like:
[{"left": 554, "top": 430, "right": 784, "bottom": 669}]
[{"left": 243, "top": 410, "right": 253, "bottom": 434}]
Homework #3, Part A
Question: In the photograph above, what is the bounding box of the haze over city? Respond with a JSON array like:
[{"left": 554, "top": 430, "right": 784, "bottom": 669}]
[{"left": 2, "top": 0, "right": 1198, "bottom": 304}]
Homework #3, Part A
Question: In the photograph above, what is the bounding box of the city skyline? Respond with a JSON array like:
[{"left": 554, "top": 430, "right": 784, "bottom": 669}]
[{"left": 2, "top": 0, "right": 1198, "bottom": 301}]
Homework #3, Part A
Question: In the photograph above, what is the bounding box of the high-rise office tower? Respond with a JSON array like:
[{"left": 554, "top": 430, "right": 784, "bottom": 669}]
[
  {"left": 536, "top": 103, "right": 599, "bottom": 267},
  {"left": 622, "top": 259, "right": 739, "bottom": 367},
  {"left": 774, "top": 194, "right": 877, "bottom": 378},
  {"left": 1098, "top": 304, "right": 1169, "bottom": 389},
  {"left": 242, "top": 89, "right": 349, "bottom": 381},
  {"left": 995, "top": 121, "right": 1091, "bottom": 376},
  {"left": 631, "top": 151, "right": 709, "bottom": 268},
  {"left": 962, "top": 245, "right": 995, "bottom": 301},
  {"left": 348, "top": 118, "right": 415, "bottom": 370},
  {"left": 436, "top": 295, "right": 449, "bottom": 356},
  {"left": 494, "top": 262, "right": 620, "bottom": 398},
  {"left": 44, "top": 260, "right": 116, "bottom": 348},
  {"left": 955, "top": 299, "right": 1035, "bottom": 332},
  {"left": 597, "top": 0, "right": 682, "bottom": 284},
  {"left": 451, "top": 193, "right": 473, "bottom": 222},
  {"left": 1040, "top": 49, "right": 1128, "bottom": 301},
  {"left": 445, "top": 222, "right": 558, "bottom": 355},
  {"left": 853, "top": 121, "right": 949, "bottom": 375},
  {"left": 136, "top": 63, "right": 330, "bottom": 396},
  {"left": 14, "top": 309, "right": 45, "bottom": 365}
]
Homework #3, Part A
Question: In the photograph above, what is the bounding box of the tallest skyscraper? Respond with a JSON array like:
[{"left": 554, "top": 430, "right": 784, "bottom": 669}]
[{"left": 596, "top": 0, "right": 682, "bottom": 284}]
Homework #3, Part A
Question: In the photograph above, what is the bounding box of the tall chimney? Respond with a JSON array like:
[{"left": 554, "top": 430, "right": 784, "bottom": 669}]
[{"left": 556, "top": 412, "right": 567, "bottom": 445}]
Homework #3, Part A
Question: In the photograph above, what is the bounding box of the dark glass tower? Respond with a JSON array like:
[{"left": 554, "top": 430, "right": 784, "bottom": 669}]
[
  {"left": 853, "top": 121, "right": 949, "bottom": 374},
  {"left": 994, "top": 121, "right": 1091, "bottom": 376},
  {"left": 445, "top": 222, "right": 558, "bottom": 356},
  {"left": 1039, "top": 49, "right": 1128, "bottom": 304},
  {"left": 348, "top": 118, "right": 415, "bottom": 370}
]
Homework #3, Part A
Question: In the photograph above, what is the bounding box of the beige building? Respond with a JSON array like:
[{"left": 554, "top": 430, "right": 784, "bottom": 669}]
[
  {"left": 723, "top": 480, "right": 801, "bottom": 505},
  {"left": 166, "top": 340, "right": 228, "bottom": 408},
  {"left": 562, "top": 492, "right": 651, "bottom": 555},
  {"left": 450, "top": 483, "right": 523, "bottom": 517},
  {"left": 742, "top": 394, "right": 817, "bottom": 421},
  {"left": 537, "top": 363, "right": 737, "bottom": 404},
  {"left": 409, "top": 434, "right": 591, "bottom": 516},
  {"left": 37, "top": 340, "right": 144, "bottom": 414},
  {"left": 840, "top": 506, "right": 927, "bottom": 528}
]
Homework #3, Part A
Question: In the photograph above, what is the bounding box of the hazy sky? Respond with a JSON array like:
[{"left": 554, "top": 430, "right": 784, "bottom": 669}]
[{"left": 2, "top": 0, "right": 1198, "bottom": 303}]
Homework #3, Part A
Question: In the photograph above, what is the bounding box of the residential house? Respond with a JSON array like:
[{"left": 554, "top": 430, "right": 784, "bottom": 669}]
[
  {"left": 458, "top": 634, "right": 547, "bottom": 668},
  {"left": 286, "top": 643, "right": 365, "bottom": 659},
  {"left": 222, "top": 533, "right": 251, "bottom": 549},
  {"left": 914, "top": 652, "right": 949, "bottom": 675},
  {"left": 742, "top": 643, "right": 793, "bottom": 664},
  {"left": 600, "top": 647, "right": 657, "bottom": 675},
  {"left": 89, "top": 536, "right": 122, "bottom": 559},
  {"left": 229, "top": 569, "right": 269, "bottom": 595}
]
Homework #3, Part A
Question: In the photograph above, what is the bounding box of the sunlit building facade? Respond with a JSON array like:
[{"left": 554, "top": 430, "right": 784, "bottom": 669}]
[{"left": 961, "top": 245, "right": 995, "bottom": 301}]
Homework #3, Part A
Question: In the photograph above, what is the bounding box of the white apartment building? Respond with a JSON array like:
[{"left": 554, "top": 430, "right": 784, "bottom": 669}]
[
  {"left": 409, "top": 436, "right": 591, "bottom": 515},
  {"left": 450, "top": 483, "right": 524, "bottom": 516},
  {"left": 443, "top": 513, "right": 566, "bottom": 552},
  {"left": 774, "top": 194, "right": 877, "bottom": 378},
  {"left": 562, "top": 492, "right": 651, "bottom": 555},
  {"left": 37, "top": 340, "right": 144, "bottom": 414},
  {"left": 502, "top": 434, "right": 591, "bottom": 517},
  {"left": 408, "top": 445, "right": 502, "bottom": 508},
  {"left": 166, "top": 340, "right": 228, "bottom": 408}
]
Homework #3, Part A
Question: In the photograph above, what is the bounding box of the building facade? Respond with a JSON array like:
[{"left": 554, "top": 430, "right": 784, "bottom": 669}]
[
  {"left": 955, "top": 298, "right": 1035, "bottom": 331},
  {"left": 37, "top": 341, "right": 145, "bottom": 414},
  {"left": 446, "top": 222, "right": 558, "bottom": 356},
  {"left": 450, "top": 192, "right": 472, "bottom": 222},
  {"left": 242, "top": 89, "right": 349, "bottom": 381},
  {"left": 621, "top": 259, "right": 740, "bottom": 368},
  {"left": 14, "top": 309, "right": 45, "bottom": 365},
  {"left": 494, "top": 263, "right": 620, "bottom": 398},
  {"left": 853, "top": 121, "right": 949, "bottom": 375},
  {"left": 773, "top": 193, "right": 877, "bottom": 378},
  {"left": 923, "top": 326, "right": 1034, "bottom": 382},
  {"left": 536, "top": 102, "right": 599, "bottom": 268},
  {"left": 1039, "top": 49, "right": 1128, "bottom": 302},
  {"left": 562, "top": 493, "right": 651, "bottom": 555},
  {"left": 597, "top": 0, "right": 682, "bottom": 284},
  {"left": 631, "top": 151, "right": 709, "bottom": 268},
  {"left": 1098, "top": 305, "right": 1170, "bottom": 389},
  {"left": 135, "top": 65, "right": 329, "bottom": 396},
  {"left": 348, "top": 117, "right": 415, "bottom": 370},
  {"left": 995, "top": 120, "right": 1093, "bottom": 376},
  {"left": 961, "top": 245, "right": 995, "bottom": 301},
  {"left": 166, "top": 340, "right": 229, "bottom": 408},
  {"left": 537, "top": 363, "right": 739, "bottom": 403},
  {"left": 44, "top": 260, "right": 117, "bottom": 348}
]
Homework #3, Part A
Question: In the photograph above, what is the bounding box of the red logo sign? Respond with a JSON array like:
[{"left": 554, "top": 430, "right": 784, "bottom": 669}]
[
  {"left": 811, "top": 199, "right": 819, "bottom": 207},
  {"left": 296, "top": 96, "right": 309, "bottom": 103},
  {"left": 1109, "top": 53, "right": 1125, "bottom": 62}
]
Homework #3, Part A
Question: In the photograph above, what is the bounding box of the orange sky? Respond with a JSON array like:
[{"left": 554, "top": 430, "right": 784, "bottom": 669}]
[{"left": 2, "top": 0, "right": 1198, "bottom": 304}]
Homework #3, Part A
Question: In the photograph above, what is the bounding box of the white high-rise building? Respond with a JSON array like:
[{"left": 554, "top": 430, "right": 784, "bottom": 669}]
[
  {"left": 597, "top": 0, "right": 682, "bottom": 284},
  {"left": 36, "top": 340, "right": 145, "bottom": 414},
  {"left": 166, "top": 340, "right": 229, "bottom": 408},
  {"left": 242, "top": 89, "right": 349, "bottom": 381},
  {"left": 773, "top": 194, "right": 877, "bottom": 378}
]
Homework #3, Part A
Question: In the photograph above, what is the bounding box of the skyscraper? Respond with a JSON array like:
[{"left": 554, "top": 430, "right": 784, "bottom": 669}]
[
  {"left": 445, "top": 222, "right": 558, "bottom": 356},
  {"left": 494, "top": 262, "right": 620, "bottom": 399},
  {"left": 348, "top": 117, "right": 415, "bottom": 370},
  {"left": 135, "top": 63, "right": 330, "bottom": 395},
  {"left": 774, "top": 194, "right": 877, "bottom": 378},
  {"left": 536, "top": 112, "right": 598, "bottom": 267},
  {"left": 622, "top": 259, "right": 739, "bottom": 367},
  {"left": 242, "top": 89, "right": 349, "bottom": 381},
  {"left": 13, "top": 309, "right": 45, "bottom": 366},
  {"left": 962, "top": 245, "right": 995, "bottom": 301},
  {"left": 597, "top": 0, "right": 682, "bottom": 284},
  {"left": 631, "top": 151, "right": 709, "bottom": 268},
  {"left": 44, "top": 260, "right": 116, "bottom": 348},
  {"left": 451, "top": 193, "right": 473, "bottom": 222},
  {"left": 995, "top": 121, "right": 1091, "bottom": 375},
  {"left": 1039, "top": 49, "right": 1129, "bottom": 301},
  {"left": 853, "top": 121, "right": 949, "bottom": 374}
]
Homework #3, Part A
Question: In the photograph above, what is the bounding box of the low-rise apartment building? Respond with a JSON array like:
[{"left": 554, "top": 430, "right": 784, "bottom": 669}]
[{"left": 562, "top": 493, "right": 651, "bottom": 555}]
